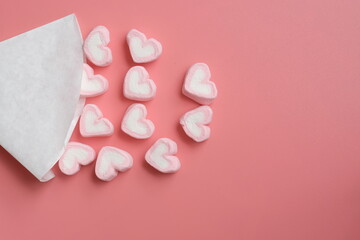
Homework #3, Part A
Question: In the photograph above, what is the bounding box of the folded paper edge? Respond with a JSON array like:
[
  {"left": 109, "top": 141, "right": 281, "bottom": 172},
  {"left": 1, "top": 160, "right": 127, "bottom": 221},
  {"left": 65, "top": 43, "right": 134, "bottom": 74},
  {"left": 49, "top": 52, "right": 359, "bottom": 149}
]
[
  {"left": 39, "top": 170, "right": 55, "bottom": 182},
  {"left": 35, "top": 14, "right": 85, "bottom": 181},
  {"left": 0, "top": 14, "right": 86, "bottom": 181}
]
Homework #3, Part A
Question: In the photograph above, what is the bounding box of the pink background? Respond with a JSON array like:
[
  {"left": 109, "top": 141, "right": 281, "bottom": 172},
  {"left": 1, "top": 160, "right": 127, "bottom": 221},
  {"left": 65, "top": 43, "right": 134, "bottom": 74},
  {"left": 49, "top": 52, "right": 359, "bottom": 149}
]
[{"left": 0, "top": 0, "right": 360, "bottom": 239}]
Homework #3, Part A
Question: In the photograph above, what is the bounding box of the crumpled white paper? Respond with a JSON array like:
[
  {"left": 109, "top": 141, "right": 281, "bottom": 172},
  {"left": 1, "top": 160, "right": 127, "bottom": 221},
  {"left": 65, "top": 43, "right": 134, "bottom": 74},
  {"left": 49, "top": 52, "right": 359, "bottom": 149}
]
[{"left": 0, "top": 14, "right": 85, "bottom": 181}]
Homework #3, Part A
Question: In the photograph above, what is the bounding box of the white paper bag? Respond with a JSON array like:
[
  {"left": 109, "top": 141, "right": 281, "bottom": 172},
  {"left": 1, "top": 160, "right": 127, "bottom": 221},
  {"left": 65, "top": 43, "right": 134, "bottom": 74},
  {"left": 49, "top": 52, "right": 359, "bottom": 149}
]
[{"left": 0, "top": 14, "right": 85, "bottom": 181}]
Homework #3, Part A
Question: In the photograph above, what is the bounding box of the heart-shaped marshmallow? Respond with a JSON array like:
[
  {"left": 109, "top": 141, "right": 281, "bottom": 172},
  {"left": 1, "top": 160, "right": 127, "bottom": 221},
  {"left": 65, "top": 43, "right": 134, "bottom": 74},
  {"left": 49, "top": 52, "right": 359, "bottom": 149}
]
[
  {"left": 81, "top": 63, "right": 109, "bottom": 97},
  {"left": 95, "top": 146, "right": 133, "bottom": 181},
  {"left": 127, "top": 29, "right": 162, "bottom": 63},
  {"left": 145, "top": 138, "right": 180, "bottom": 173},
  {"left": 180, "top": 106, "right": 213, "bottom": 142},
  {"left": 58, "top": 142, "right": 96, "bottom": 175},
  {"left": 84, "top": 26, "right": 112, "bottom": 67},
  {"left": 183, "top": 63, "right": 217, "bottom": 105},
  {"left": 123, "top": 66, "right": 156, "bottom": 101},
  {"left": 121, "top": 103, "right": 155, "bottom": 139},
  {"left": 80, "top": 104, "right": 114, "bottom": 137}
]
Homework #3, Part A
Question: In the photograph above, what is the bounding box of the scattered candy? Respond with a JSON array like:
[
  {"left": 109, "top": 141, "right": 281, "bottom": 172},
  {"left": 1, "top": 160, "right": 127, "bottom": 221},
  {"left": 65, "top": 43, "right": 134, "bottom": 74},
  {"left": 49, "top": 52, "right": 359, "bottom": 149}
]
[
  {"left": 123, "top": 66, "right": 156, "bottom": 101},
  {"left": 58, "top": 142, "right": 96, "bottom": 175},
  {"left": 75, "top": 29, "right": 217, "bottom": 180},
  {"left": 80, "top": 104, "right": 114, "bottom": 137},
  {"left": 127, "top": 29, "right": 162, "bottom": 63},
  {"left": 84, "top": 26, "right": 112, "bottom": 66},
  {"left": 145, "top": 138, "right": 180, "bottom": 173},
  {"left": 121, "top": 103, "right": 155, "bottom": 139},
  {"left": 95, "top": 146, "right": 133, "bottom": 181},
  {"left": 180, "top": 106, "right": 213, "bottom": 142},
  {"left": 183, "top": 63, "right": 217, "bottom": 105},
  {"left": 81, "top": 63, "right": 108, "bottom": 97}
]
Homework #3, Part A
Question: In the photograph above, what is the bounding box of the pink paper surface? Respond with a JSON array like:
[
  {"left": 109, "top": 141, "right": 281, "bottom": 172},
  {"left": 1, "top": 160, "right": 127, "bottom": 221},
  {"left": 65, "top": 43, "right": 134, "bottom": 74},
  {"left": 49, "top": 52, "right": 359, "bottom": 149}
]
[{"left": 0, "top": 0, "right": 360, "bottom": 239}]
